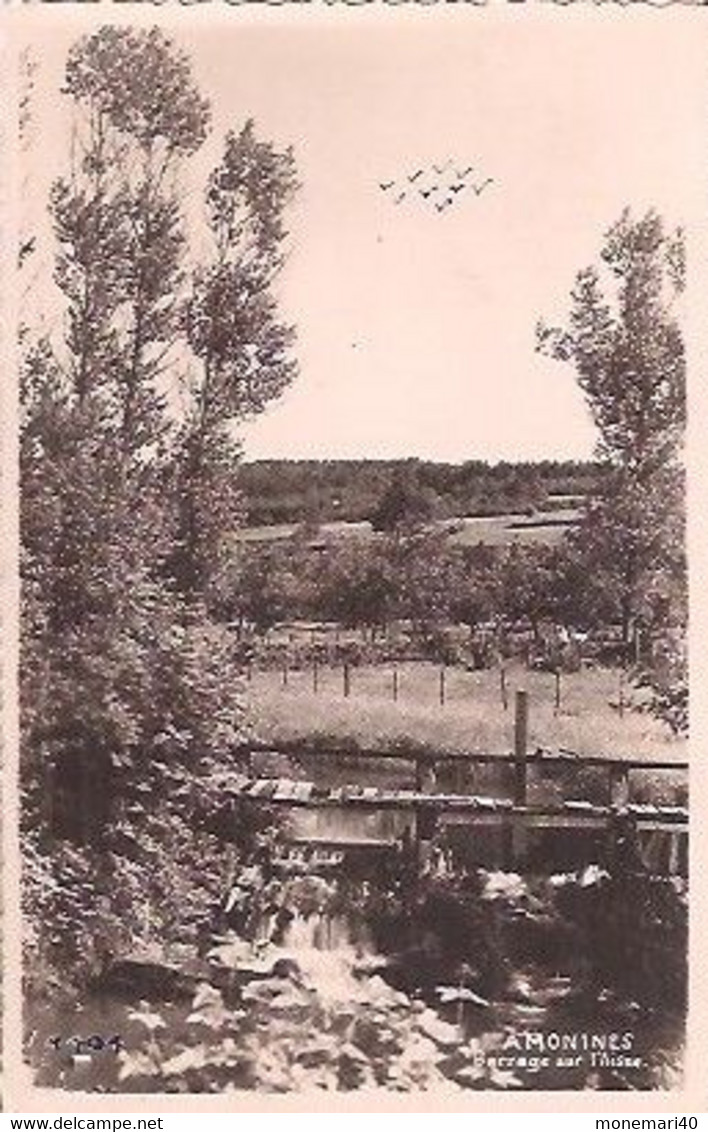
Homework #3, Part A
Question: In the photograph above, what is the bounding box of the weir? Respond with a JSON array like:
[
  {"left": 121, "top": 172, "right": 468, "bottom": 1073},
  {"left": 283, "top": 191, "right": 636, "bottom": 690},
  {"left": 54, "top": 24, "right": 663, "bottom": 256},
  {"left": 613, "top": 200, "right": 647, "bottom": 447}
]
[{"left": 223, "top": 693, "right": 688, "bottom": 877}]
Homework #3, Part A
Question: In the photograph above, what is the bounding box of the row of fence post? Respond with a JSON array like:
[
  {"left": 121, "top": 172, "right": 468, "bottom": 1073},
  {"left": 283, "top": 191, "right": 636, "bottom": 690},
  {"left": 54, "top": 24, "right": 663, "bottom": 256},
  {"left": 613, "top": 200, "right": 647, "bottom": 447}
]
[
  {"left": 249, "top": 658, "right": 630, "bottom": 722},
  {"left": 257, "top": 658, "right": 571, "bottom": 712}
]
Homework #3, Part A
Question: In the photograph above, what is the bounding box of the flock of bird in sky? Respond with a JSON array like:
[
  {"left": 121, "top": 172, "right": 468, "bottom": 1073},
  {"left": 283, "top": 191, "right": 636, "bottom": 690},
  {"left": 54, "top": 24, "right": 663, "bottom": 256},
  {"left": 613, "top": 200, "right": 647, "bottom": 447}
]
[{"left": 379, "top": 160, "right": 494, "bottom": 213}]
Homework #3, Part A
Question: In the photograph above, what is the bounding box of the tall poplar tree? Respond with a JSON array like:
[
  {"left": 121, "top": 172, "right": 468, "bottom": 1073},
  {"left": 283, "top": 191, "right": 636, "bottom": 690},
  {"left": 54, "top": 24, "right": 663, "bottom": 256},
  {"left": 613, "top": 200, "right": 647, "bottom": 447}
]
[
  {"left": 51, "top": 26, "right": 209, "bottom": 451},
  {"left": 538, "top": 209, "right": 686, "bottom": 648},
  {"left": 172, "top": 121, "right": 299, "bottom": 597},
  {"left": 21, "top": 29, "right": 214, "bottom": 844}
]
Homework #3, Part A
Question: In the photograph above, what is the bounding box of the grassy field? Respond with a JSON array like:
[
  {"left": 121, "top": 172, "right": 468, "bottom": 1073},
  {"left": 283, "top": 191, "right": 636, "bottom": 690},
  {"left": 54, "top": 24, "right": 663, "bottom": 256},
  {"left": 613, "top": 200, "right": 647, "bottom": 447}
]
[
  {"left": 234, "top": 510, "right": 581, "bottom": 549},
  {"left": 448, "top": 509, "right": 579, "bottom": 547},
  {"left": 246, "top": 660, "right": 685, "bottom": 764}
]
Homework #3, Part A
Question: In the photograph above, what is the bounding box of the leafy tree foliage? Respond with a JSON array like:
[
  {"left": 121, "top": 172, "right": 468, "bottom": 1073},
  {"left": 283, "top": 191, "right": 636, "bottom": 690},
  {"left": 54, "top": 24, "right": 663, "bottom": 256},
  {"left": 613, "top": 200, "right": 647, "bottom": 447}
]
[
  {"left": 538, "top": 210, "right": 684, "bottom": 473},
  {"left": 538, "top": 210, "right": 686, "bottom": 657},
  {"left": 51, "top": 26, "right": 209, "bottom": 453},
  {"left": 172, "top": 124, "right": 299, "bottom": 597},
  {"left": 495, "top": 545, "right": 566, "bottom": 642},
  {"left": 318, "top": 541, "right": 393, "bottom": 632},
  {"left": 21, "top": 27, "right": 299, "bottom": 996},
  {"left": 370, "top": 466, "right": 446, "bottom": 533},
  {"left": 448, "top": 548, "right": 499, "bottom": 634}
]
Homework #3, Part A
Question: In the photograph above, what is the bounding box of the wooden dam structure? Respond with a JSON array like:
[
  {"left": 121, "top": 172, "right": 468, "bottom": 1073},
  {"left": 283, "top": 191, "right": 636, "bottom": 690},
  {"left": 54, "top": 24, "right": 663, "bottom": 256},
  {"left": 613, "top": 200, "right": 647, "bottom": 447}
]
[{"left": 224, "top": 692, "right": 688, "bottom": 876}]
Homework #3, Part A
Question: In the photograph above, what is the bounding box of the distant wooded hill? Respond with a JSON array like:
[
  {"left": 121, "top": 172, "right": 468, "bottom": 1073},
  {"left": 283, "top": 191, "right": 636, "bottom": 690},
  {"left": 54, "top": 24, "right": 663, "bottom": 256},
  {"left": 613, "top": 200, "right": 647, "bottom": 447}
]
[{"left": 239, "top": 458, "right": 603, "bottom": 526}]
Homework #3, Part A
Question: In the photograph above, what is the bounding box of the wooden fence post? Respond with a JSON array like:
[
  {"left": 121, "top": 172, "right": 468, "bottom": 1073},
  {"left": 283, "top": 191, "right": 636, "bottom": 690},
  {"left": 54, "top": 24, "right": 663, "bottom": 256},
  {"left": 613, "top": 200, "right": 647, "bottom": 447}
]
[
  {"left": 439, "top": 666, "right": 446, "bottom": 707},
  {"left": 343, "top": 662, "right": 351, "bottom": 698},
  {"left": 511, "top": 690, "right": 529, "bottom": 866},
  {"left": 282, "top": 657, "right": 289, "bottom": 688},
  {"left": 313, "top": 658, "right": 319, "bottom": 694},
  {"left": 500, "top": 666, "right": 508, "bottom": 711},
  {"left": 392, "top": 665, "right": 399, "bottom": 703},
  {"left": 618, "top": 669, "right": 625, "bottom": 719},
  {"left": 554, "top": 670, "right": 561, "bottom": 715},
  {"left": 514, "top": 690, "right": 529, "bottom": 800}
]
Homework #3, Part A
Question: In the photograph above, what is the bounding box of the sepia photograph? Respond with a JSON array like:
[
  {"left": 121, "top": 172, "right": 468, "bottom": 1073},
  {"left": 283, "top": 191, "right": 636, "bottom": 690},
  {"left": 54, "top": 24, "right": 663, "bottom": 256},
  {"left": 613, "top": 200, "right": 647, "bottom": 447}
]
[{"left": 10, "top": 5, "right": 702, "bottom": 1101}]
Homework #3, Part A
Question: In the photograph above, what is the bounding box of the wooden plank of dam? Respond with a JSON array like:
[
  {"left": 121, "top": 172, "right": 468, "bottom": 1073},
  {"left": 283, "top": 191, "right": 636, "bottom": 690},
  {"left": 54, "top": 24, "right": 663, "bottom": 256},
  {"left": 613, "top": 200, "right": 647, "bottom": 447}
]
[
  {"left": 222, "top": 774, "right": 687, "bottom": 827},
  {"left": 223, "top": 772, "right": 687, "bottom": 874}
]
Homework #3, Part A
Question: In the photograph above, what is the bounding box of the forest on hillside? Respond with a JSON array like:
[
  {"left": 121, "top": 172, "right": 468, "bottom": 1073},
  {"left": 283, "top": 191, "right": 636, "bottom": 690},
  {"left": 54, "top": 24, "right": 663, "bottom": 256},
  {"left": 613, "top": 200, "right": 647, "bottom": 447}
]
[{"left": 238, "top": 458, "right": 602, "bottom": 527}]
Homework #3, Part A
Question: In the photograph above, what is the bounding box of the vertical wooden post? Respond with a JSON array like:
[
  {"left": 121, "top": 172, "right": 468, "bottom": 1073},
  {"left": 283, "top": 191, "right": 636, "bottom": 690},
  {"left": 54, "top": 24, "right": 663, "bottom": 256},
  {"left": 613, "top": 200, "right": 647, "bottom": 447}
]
[
  {"left": 634, "top": 626, "right": 641, "bottom": 667},
  {"left": 511, "top": 690, "right": 529, "bottom": 866},
  {"left": 618, "top": 669, "right": 625, "bottom": 719},
  {"left": 455, "top": 757, "right": 466, "bottom": 794},
  {"left": 313, "top": 658, "right": 319, "bottom": 694},
  {"left": 392, "top": 665, "right": 399, "bottom": 703},
  {"left": 247, "top": 660, "right": 253, "bottom": 683},
  {"left": 224, "top": 842, "right": 237, "bottom": 892},
  {"left": 343, "top": 662, "right": 351, "bottom": 698},
  {"left": 282, "top": 657, "right": 289, "bottom": 687},
  {"left": 500, "top": 666, "right": 508, "bottom": 711},
  {"left": 415, "top": 756, "right": 438, "bottom": 870},
  {"left": 514, "top": 690, "right": 529, "bottom": 802},
  {"left": 554, "top": 670, "right": 561, "bottom": 715},
  {"left": 439, "top": 666, "right": 446, "bottom": 707},
  {"left": 667, "top": 831, "right": 680, "bottom": 876}
]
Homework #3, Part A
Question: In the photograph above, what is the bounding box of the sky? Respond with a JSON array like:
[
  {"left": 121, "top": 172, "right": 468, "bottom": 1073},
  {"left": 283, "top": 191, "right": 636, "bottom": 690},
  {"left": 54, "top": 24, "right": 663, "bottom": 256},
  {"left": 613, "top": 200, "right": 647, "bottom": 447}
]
[{"left": 19, "top": 7, "right": 704, "bottom": 464}]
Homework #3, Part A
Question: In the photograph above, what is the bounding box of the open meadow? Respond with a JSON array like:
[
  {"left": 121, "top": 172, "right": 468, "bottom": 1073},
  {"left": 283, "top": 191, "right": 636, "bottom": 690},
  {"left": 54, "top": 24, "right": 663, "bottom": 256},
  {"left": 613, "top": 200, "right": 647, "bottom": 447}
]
[
  {"left": 247, "top": 659, "right": 684, "bottom": 761},
  {"left": 233, "top": 508, "right": 580, "bottom": 549}
]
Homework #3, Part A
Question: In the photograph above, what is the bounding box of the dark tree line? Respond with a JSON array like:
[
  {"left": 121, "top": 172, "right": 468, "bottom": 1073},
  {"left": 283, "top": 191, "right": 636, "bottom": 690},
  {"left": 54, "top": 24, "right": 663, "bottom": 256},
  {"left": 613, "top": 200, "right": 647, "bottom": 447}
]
[{"left": 238, "top": 456, "right": 602, "bottom": 527}]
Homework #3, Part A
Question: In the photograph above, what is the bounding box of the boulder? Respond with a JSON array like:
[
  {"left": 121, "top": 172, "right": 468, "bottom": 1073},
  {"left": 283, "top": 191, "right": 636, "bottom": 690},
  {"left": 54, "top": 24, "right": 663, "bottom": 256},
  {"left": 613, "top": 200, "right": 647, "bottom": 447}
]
[{"left": 414, "top": 1008, "right": 460, "bottom": 1048}]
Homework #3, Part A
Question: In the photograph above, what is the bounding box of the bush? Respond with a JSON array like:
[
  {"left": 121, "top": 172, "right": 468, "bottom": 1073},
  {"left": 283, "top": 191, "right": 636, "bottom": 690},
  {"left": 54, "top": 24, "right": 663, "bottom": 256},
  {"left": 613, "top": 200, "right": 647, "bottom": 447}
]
[{"left": 633, "top": 631, "right": 688, "bottom": 737}]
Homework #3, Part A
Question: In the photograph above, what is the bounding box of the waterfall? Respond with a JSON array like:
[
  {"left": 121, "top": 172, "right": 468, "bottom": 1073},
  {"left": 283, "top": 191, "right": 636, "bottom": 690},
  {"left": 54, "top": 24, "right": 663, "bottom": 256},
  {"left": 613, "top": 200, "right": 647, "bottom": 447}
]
[{"left": 283, "top": 909, "right": 367, "bottom": 953}]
